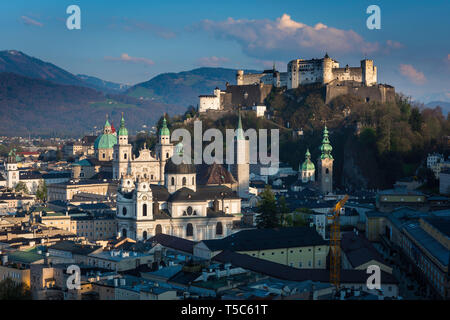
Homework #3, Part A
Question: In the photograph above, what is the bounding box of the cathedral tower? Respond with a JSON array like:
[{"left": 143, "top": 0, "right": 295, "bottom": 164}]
[
  {"left": 6, "top": 149, "right": 19, "bottom": 189},
  {"left": 156, "top": 116, "right": 174, "bottom": 184},
  {"left": 113, "top": 113, "right": 133, "bottom": 180},
  {"left": 317, "top": 126, "right": 333, "bottom": 194}
]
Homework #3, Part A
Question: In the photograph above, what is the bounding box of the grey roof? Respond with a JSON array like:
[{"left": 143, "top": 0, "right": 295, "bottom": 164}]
[
  {"left": 404, "top": 223, "right": 449, "bottom": 266},
  {"left": 214, "top": 250, "right": 398, "bottom": 284},
  {"left": 423, "top": 216, "right": 450, "bottom": 237},
  {"left": 341, "top": 232, "right": 387, "bottom": 268},
  {"left": 148, "top": 233, "right": 195, "bottom": 254},
  {"left": 48, "top": 240, "right": 101, "bottom": 255},
  {"left": 168, "top": 185, "right": 240, "bottom": 203},
  {"left": 202, "top": 227, "right": 327, "bottom": 252}
]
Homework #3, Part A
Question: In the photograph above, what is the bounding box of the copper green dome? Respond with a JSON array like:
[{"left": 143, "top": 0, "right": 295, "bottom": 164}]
[
  {"left": 301, "top": 148, "right": 315, "bottom": 171},
  {"left": 320, "top": 126, "right": 333, "bottom": 159},
  {"left": 160, "top": 117, "right": 170, "bottom": 136},
  {"left": 94, "top": 133, "right": 117, "bottom": 150},
  {"left": 118, "top": 113, "right": 128, "bottom": 136}
]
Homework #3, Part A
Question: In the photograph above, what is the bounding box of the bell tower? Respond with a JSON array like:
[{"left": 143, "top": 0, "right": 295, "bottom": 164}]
[
  {"left": 318, "top": 126, "right": 333, "bottom": 195},
  {"left": 113, "top": 113, "right": 133, "bottom": 180},
  {"left": 6, "top": 149, "right": 19, "bottom": 189},
  {"left": 155, "top": 116, "right": 174, "bottom": 184}
]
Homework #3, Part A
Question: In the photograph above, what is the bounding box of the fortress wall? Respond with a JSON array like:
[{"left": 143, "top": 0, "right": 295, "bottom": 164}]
[
  {"left": 226, "top": 83, "right": 273, "bottom": 108},
  {"left": 325, "top": 84, "right": 395, "bottom": 104}
]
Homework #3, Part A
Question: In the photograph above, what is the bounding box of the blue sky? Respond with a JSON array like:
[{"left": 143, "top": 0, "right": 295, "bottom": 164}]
[{"left": 0, "top": 0, "right": 449, "bottom": 102}]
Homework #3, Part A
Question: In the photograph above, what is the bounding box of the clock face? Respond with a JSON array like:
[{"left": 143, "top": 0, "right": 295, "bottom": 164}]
[{"left": 142, "top": 196, "right": 147, "bottom": 201}]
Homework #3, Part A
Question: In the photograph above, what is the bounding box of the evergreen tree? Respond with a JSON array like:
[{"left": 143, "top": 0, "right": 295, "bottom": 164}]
[
  {"left": 256, "top": 186, "right": 279, "bottom": 228},
  {"left": 36, "top": 180, "right": 47, "bottom": 202},
  {"left": 15, "top": 182, "right": 29, "bottom": 194}
]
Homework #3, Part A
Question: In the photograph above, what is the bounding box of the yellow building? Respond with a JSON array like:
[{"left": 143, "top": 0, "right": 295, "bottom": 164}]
[{"left": 194, "top": 227, "right": 329, "bottom": 269}]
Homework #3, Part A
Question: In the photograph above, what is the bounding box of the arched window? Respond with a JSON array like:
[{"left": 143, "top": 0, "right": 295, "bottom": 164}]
[
  {"left": 122, "top": 228, "right": 127, "bottom": 238},
  {"left": 325, "top": 168, "right": 329, "bottom": 174},
  {"left": 143, "top": 231, "right": 147, "bottom": 240},
  {"left": 166, "top": 152, "right": 169, "bottom": 159},
  {"left": 187, "top": 206, "right": 193, "bottom": 216},
  {"left": 143, "top": 203, "right": 147, "bottom": 216},
  {"left": 155, "top": 224, "right": 162, "bottom": 235},
  {"left": 186, "top": 223, "right": 193, "bottom": 237},
  {"left": 122, "top": 207, "right": 127, "bottom": 216},
  {"left": 124, "top": 153, "right": 127, "bottom": 160},
  {"left": 182, "top": 177, "right": 186, "bottom": 186},
  {"left": 216, "top": 222, "right": 223, "bottom": 235},
  {"left": 171, "top": 177, "right": 175, "bottom": 186}
]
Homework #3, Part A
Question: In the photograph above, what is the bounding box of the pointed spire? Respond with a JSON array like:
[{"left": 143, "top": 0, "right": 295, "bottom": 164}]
[
  {"left": 105, "top": 114, "right": 111, "bottom": 127},
  {"left": 118, "top": 112, "right": 128, "bottom": 136},
  {"left": 320, "top": 126, "right": 333, "bottom": 159},
  {"left": 159, "top": 115, "right": 170, "bottom": 137},
  {"left": 237, "top": 110, "right": 244, "bottom": 140}
]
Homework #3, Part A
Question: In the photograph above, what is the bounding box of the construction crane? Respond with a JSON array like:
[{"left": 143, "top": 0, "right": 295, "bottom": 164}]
[{"left": 327, "top": 194, "right": 349, "bottom": 293}]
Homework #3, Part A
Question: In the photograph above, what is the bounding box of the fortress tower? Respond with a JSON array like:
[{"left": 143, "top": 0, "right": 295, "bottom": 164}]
[
  {"left": 317, "top": 126, "right": 334, "bottom": 195},
  {"left": 361, "top": 59, "right": 377, "bottom": 86},
  {"left": 236, "top": 70, "right": 244, "bottom": 85},
  {"left": 322, "top": 53, "right": 334, "bottom": 84}
]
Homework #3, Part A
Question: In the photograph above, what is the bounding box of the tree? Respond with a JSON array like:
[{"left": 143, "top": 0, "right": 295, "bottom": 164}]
[
  {"left": 15, "top": 182, "right": 29, "bottom": 194},
  {"left": 0, "top": 278, "right": 31, "bottom": 300},
  {"left": 256, "top": 186, "right": 279, "bottom": 228},
  {"left": 36, "top": 180, "right": 47, "bottom": 202}
]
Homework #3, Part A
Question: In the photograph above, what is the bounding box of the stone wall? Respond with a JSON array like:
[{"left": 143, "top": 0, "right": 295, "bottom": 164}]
[{"left": 325, "top": 83, "right": 395, "bottom": 104}]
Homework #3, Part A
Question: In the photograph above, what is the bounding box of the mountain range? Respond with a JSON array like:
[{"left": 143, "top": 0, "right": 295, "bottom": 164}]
[{"left": 0, "top": 50, "right": 259, "bottom": 136}]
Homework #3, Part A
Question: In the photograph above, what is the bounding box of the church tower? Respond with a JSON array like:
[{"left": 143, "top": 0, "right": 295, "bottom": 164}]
[
  {"left": 113, "top": 113, "right": 133, "bottom": 180},
  {"left": 6, "top": 149, "right": 19, "bottom": 189},
  {"left": 300, "top": 148, "right": 315, "bottom": 183},
  {"left": 317, "top": 126, "right": 333, "bottom": 194},
  {"left": 230, "top": 112, "right": 250, "bottom": 199},
  {"left": 156, "top": 116, "right": 174, "bottom": 184}
]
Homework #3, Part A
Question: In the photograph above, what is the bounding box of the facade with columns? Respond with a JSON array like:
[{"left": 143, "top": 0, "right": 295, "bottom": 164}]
[
  {"left": 113, "top": 115, "right": 174, "bottom": 184},
  {"left": 116, "top": 140, "right": 241, "bottom": 242}
]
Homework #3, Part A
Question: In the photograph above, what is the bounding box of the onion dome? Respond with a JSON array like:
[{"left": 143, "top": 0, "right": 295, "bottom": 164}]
[
  {"left": 320, "top": 126, "right": 333, "bottom": 159},
  {"left": 301, "top": 148, "right": 315, "bottom": 171},
  {"left": 118, "top": 113, "right": 128, "bottom": 136},
  {"left": 159, "top": 117, "right": 170, "bottom": 137}
]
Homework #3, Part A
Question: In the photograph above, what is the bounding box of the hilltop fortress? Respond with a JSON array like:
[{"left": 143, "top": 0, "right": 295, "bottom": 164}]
[{"left": 199, "top": 54, "right": 395, "bottom": 113}]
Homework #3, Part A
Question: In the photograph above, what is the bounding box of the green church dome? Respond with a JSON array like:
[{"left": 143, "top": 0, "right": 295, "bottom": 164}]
[
  {"left": 301, "top": 149, "right": 315, "bottom": 171},
  {"left": 118, "top": 113, "right": 128, "bottom": 136},
  {"left": 94, "top": 133, "right": 117, "bottom": 150},
  {"left": 160, "top": 117, "right": 170, "bottom": 136}
]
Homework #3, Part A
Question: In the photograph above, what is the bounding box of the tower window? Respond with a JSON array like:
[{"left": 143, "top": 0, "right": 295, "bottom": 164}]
[
  {"left": 122, "top": 207, "right": 127, "bottom": 216},
  {"left": 182, "top": 177, "right": 186, "bottom": 186},
  {"left": 186, "top": 223, "right": 193, "bottom": 237},
  {"left": 124, "top": 153, "right": 127, "bottom": 160},
  {"left": 155, "top": 224, "right": 162, "bottom": 235},
  {"left": 326, "top": 168, "right": 329, "bottom": 174},
  {"left": 187, "top": 206, "right": 193, "bottom": 216},
  {"left": 216, "top": 222, "right": 223, "bottom": 235},
  {"left": 143, "top": 231, "right": 147, "bottom": 240},
  {"left": 166, "top": 152, "right": 169, "bottom": 159},
  {"left": 143, "top": 203, "right": 147, "bottom": 216},
  {"left": 171, "top": 177, "right": 175, "bottom": 186}
]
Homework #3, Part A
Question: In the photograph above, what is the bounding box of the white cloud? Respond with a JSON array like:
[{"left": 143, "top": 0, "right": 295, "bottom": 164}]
[
  {"left": 193, "top": 13, "right": 388, "bottom": 59},
  {"left": 20, "top": 16, "right": 43, "bottom": 27},
  {"left": 196, "top": 56, "right": 229, "bottom": 67},
  {"left": 105, "top": 53, "right": 154, "bottom": 66},
  {"left": 399, "top": 64, "right": 426, "bottom": 85}
]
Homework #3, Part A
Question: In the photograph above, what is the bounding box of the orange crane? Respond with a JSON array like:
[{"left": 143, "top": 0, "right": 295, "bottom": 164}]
[{"left": 327, "top": 194, "right": 349, "bottom": 292}]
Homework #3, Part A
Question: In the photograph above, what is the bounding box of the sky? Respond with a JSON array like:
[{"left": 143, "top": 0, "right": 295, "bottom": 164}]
[{"left": 0, "top": 0, "right": 449, "bottom": 102}]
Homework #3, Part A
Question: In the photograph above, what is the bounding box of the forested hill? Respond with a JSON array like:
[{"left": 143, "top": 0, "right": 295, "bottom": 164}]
[{"left": 159, "top": 85, "right": 450, "bottom": 190}]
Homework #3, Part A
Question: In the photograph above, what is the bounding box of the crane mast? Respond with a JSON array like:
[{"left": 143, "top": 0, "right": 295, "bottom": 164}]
[{"left": 327, "top": 195, "right": 349, "bottom": 292}]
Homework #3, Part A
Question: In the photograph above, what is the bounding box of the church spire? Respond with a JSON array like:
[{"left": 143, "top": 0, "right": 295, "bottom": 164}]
[
  {"left": 320, "top": 126, "right": 333, "bottom": 159},
  {"left": 159, "top": 115, "right": 170, "bottom": 137},
  {"left": 118, "top": 112, "right": 128, "bottom": 136},
  {"left": 237, "top": 111, "right": 244, "bottom": 140}
]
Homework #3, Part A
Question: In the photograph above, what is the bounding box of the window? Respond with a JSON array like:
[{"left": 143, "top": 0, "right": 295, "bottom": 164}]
[
  {"left": 122, "top": 229, "right": 127, "bottom": 238},
  {"left": 143, "top": 204, "right": 147, "bottom": 216},
  {"left": 171, "top": 177, "right": 175, "bottom": 186},
  {"left": 155, "top": 224, "right": 162, "bottom": 235},
  {"left": 124, "top": 153, "right": 127, "bottom": 160},
  {"left": 186, "top": 223, "right": 193, "bottom": 237},
  {"left": 166, "top": 152, "right": 169, "bottom": 159},
  {"left": 182, "top": 177, "right": 187, "bottom": 186},
  {"left": 216, "top": 222, "right": 223, "bottom": 235},
  {"left": 143, "top": 231, "right": 147, "bottom": 240},
  {"left": 187, "top": 206, "right": 193, "bottom": 216},
  {"left": 122, "top": 207, "right": 127, "bottom": 216}
]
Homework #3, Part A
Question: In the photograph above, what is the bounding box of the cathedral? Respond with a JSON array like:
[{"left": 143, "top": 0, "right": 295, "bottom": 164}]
[
  {"left": 115, "top": 114, "right": 244, "bottom": 241},
  {"left": 298, "top": 126, "right": 334, "bottom": 195}
]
